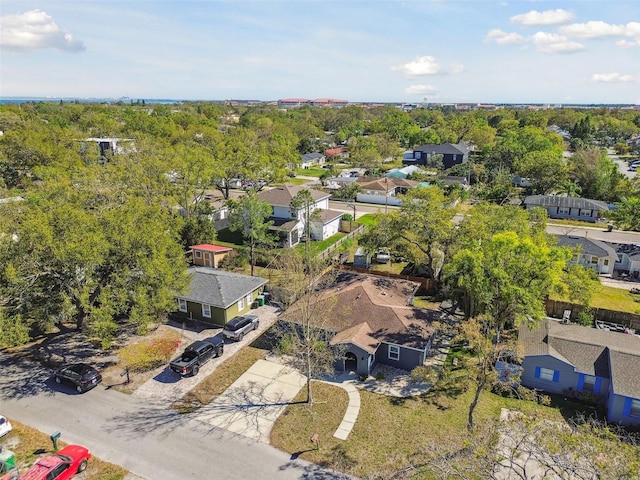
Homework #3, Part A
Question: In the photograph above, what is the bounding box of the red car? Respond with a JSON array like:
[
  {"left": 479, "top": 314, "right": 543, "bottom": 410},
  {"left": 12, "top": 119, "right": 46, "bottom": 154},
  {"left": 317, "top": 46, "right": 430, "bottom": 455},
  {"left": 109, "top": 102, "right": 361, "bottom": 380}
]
[{"left": 18, "top": 445, "right": 90, "bottom": 480}]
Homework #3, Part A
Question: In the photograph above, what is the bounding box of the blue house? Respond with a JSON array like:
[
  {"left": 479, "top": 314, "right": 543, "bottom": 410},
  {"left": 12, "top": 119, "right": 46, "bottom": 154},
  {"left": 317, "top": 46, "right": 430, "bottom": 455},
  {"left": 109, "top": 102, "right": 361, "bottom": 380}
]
[
  {"left": 404, "top": 142, "right": 471, "bottom": 170},
  {"left": 520, "top": 318, "right": 640, "bottom": 427},
  {"left": 281, "top": 272, "right": 443, "bottom": 376},
  {"left": 523, "top": 195, "right": 609, "bottom": 223}
]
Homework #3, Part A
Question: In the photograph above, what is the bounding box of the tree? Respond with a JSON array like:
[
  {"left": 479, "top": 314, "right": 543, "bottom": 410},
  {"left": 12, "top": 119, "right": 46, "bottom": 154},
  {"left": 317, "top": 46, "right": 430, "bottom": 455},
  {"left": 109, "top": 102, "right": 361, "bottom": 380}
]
[
  {"left": 568, "top": 147, "right": 625, "bottom": 202},
  {"left": 459, "top": 317, "right": 499, "bottom": 431},
  {"left": 227, "top": 191, "right": 274, "bottom": 276},
  {"left": 290, "top": 189, "right": 320, "bottom": 262},
  {"left": 609, "top": 197, "right": 640, "bottom": 231},
  {"left": 445, "top": 207, "right": 570, "bottom": 342},
  {"left": 514, "top": 150, "right": 568, "bottom": 194},
  {"left": 0, "top": 177, "right": 189, "bottom": 347},
  {"left": 359, "top": 186, "right": 456, "bottom": 286},
  {"left": 274, "top": 252, "right": 339, "bottom": 406}
]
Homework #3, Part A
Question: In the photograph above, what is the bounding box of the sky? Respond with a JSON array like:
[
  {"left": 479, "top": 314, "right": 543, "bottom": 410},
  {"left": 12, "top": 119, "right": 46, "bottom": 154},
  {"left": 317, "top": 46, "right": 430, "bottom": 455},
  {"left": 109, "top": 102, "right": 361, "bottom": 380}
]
[{"left": 1, "top": 1, "right": 639, "bottom": 104}]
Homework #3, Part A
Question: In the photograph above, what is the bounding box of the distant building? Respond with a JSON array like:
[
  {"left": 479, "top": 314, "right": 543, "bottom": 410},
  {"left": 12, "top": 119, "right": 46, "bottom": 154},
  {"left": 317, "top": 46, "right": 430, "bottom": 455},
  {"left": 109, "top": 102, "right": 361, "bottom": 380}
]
[
  {"left": 404, "top": 142, "right": 472, "bottom": 170},
  {"left": 82, "top": 137, "right": 134, "bottom": 156}
]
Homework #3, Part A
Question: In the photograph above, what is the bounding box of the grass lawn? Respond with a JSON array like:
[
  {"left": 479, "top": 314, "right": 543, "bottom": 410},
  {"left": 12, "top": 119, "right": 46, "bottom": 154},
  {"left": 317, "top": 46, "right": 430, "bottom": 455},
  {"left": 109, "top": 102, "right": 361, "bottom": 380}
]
[
  {"left": 295, "top": 167, "right": 325, "bottom": 177},
  {"left": 282, "top": 177, "right": 313, "bottom": 186},
  {"left": 172, "top": 346, "right": 267, "bottom": 413},
  {"left": 550, "top": 284, "right": 640, "bottom": 314},
  {"left": 355, "top": 213, "right": 381, "bottom": 228},
  {"left": 2, "top": 420, "right": 128, "bottom": 479},
  {"left": 270, "top": 368, "right": 571, "bottom": 479},
  {"left": 294, "top": 233, "right": 347, "bottom": 257}
]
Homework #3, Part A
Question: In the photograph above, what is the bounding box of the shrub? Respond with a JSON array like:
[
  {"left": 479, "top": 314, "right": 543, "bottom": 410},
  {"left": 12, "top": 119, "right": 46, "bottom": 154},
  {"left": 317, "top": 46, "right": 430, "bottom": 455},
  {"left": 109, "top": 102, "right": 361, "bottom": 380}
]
[
  {"left": 119, "top": 330, "right": 181, "bottom": 372},
  {"left": 375, "top": 371, "right": 386, "bottom": 381},
  {"left": 410, "top": 365, "right": 438, "bottom": 384}
]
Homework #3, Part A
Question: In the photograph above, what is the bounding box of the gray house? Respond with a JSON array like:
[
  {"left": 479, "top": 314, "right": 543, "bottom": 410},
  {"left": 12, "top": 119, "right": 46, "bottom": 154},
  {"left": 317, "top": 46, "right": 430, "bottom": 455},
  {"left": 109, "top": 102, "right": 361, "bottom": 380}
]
[
  {"left": 282, "top": 272, "right": 442, "bottom": 376},
  {"left": 174, "top": 267, "right": 268, "bottom": 326},
  {"left": 555, "top": 235, "right": 618, "bottom": 274},
  {"left": 520, "top": 318, "right": 640, "bottom": 427},
  {"left": 523, "top": 195, "right": 609, "bottom": 223},
  {"left": 614, "top": 243, "right": 640, "bottom": 279},
  {"left": 405, "top": 142, "right": 471, "bottom": 170}
]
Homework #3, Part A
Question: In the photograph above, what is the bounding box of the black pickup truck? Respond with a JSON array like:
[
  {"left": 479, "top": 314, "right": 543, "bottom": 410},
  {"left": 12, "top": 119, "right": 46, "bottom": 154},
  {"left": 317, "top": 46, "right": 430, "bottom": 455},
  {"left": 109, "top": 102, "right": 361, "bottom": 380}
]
[{"left": 169, "top": 338, "right": 224, "bottom": 376}]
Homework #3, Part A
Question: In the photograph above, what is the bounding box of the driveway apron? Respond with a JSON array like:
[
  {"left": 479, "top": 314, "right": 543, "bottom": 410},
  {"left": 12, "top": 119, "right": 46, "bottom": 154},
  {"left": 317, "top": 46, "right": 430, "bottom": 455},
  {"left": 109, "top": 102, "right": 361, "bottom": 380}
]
[{"left": 194, "top": 359, "right": 306, "bottom": 442}]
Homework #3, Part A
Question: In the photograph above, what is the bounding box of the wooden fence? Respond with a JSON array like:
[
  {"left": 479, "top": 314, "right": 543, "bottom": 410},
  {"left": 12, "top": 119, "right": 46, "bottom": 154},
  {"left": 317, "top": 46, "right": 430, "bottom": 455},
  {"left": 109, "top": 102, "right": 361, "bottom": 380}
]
[
  {"left": 317, "top": 224, "right": 365, "bottom": 261},
  {"left": 336, "top": 265, "right": 434, "bottom": 293},
  {"left": 545, "top": 299, "right": 640, "bottom": 331}
]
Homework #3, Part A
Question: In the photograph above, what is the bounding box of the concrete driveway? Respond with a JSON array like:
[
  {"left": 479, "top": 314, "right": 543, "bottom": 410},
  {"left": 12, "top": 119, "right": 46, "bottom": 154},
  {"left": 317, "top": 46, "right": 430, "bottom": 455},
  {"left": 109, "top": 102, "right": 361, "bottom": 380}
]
[
  {"left": 133, "top": 305, "right": 280, "bottom": 403},
  {"left": 194, "top": 359, "right": 306, "bottom": 442}
]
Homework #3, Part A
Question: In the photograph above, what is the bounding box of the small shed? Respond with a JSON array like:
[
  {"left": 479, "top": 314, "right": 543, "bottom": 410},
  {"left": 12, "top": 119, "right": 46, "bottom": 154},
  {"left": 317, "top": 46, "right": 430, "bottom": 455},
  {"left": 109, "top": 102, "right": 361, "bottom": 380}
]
[
  {"left": 353, "top": 247, "right": 371, "bottom": 269},
  {"left": 191, "top": 244, "right": 233, "bottom": 268}
]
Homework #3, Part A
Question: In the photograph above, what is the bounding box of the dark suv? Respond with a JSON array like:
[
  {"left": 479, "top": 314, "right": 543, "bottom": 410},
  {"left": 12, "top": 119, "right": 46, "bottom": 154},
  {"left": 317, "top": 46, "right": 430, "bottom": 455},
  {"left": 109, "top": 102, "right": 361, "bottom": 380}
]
[
  {"left": 222, "top": 315, "right": 259, "bottom": 341},
  {"left": 54, "top": 363, "right": 102, "bottom": 393}
]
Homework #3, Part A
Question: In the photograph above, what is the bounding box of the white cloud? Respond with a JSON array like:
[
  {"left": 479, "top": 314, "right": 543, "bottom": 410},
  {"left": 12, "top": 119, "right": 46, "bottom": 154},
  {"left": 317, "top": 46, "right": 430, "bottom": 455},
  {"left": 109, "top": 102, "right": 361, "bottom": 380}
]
[
  {"left": 531, "top": 32, "right": 585, "bottom": 54},
  {"left": 485, "top": 29, "right": 525, "bottom": 45},
  {"left": 560, "top": 21, "right": 626, "bottom": 39},
  {"left": 592, "top": 73, "right": 636, "bottom": 83},
  {"left": 511, "top": 9, "right": 574, "bottom": 26},
  {"left": 405, "top": 85, "right": 437, "bottom": 95},
  {"left": 616, "top": 39, "right": 640, "bottom": 48},
  {"left": 391, "top": 56, "right": 441, "bottom": 77},
  {"left": 0, "top": 9, "right": 85, "bottom": 53},
  {"left": 448, "top": 62, "right": 465, "bottom": 74}
]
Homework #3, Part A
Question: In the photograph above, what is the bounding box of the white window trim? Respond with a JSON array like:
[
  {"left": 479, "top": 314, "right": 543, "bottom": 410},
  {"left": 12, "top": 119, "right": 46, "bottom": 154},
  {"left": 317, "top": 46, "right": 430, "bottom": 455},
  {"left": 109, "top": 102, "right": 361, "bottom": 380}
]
[
  {"left": 202, "top": 304, "right": 211, "bottom": 318},
  {"left": 388, "top": 345, "right": 400, "bottom": 361},
  {"left": 238, "top": 298, "right": 245, "bottom": 310},
  {"left": 178, "top": 298, "right": 187, "bottom": 313},
  {"left": 558, "top": 206, "right": 570, "bottom": 215},
  {"left": 195, "top": 250, "right": 202, "bottom": 258},
  {"left": 247, "top": 291, "right": 253, "bottom": 304},
  {"left": 630, "top": 399, "right": 640, "bottom": 417}
]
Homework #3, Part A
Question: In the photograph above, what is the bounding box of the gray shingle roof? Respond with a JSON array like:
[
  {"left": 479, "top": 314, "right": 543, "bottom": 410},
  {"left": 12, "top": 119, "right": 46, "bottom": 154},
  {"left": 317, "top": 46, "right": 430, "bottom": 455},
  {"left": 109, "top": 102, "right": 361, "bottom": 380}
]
[
  {"left": 524, "top": 195, "right": 609, "bottom": 211},
  {"left": 520, "top": 318, "right": 640, "bottom": 397},
  {"left": 258, "top": 185, "right": 329, "bottom": 207},
  {"left": 555, "top": 235, "right": 618, "bottom": 258},
  {"left": 414, "top": 142, "right": 470, "bottom": 155},
  {"left": 181, "top": 267, "right": 267, "bottom": 308}
]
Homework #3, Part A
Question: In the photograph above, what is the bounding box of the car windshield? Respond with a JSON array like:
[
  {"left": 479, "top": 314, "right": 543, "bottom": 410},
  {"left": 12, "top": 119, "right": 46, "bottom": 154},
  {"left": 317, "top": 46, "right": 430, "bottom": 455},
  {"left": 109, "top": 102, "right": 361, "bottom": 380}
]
[{"left": 55, "top": 454, "right": 72, "bottom": 462}]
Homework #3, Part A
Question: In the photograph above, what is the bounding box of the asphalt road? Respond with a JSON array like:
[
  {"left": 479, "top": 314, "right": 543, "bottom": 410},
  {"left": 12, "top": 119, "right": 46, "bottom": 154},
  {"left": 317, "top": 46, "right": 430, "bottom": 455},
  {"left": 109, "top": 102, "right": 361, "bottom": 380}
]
[
  {"left": 0, "top": 352, "right": 349, "bottom": 480},
  {"left": 546, "top": 223, "right": 640, "bottom": 245},
  {"left": 609, "top": 151, "right": 637, "bottom": 180}
]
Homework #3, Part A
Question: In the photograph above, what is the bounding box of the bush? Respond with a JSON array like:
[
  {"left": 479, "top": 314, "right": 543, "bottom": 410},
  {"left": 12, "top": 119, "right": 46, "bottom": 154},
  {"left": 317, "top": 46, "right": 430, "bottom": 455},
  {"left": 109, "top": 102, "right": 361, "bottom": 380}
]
[
  {"left": 119, "top": 331, "right": 182, "bottom": 372},
  {"left": 410, "top": 365, "right": 437, "bottom": 384},
  {"left": 375, "top": 371, "right": 386, "bottom": 380},
  {"left": 576, "top": 309, "right": 594, "bottom": 327}
]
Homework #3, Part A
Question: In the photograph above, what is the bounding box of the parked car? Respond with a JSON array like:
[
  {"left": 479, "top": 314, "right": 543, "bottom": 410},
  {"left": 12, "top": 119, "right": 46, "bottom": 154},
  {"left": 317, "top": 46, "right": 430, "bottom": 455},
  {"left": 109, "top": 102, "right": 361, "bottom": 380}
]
[
  {"left": 16, "top": 444, "right": 90, "bottom": 480},
  {"left": 375, "top": 249, "right": 391, "bottom": 264},
  {"left": 169, "top": 338, "right": 223, "bottom": 376},
  {"left": 222, "top": 315, "right": 259, "bottom": 341},
  {"left": 0, "top": 415, "right": 11, "bottom": 437},
  {"left": 54, "top": 363, "right": 102, "bottom": 393}
]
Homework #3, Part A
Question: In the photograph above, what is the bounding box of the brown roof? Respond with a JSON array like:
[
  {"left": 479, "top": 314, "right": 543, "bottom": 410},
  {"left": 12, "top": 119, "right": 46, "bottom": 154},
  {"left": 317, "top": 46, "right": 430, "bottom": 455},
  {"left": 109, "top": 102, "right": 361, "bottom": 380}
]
[
  {"left": 330, "top": 322, "right": 379, "bottom": 354},
  {"left": 258, "top": 185, "right": 329, "bottom": 207},
  {"left": 315, "top": 209, "right": 343, "bottom": 224},
  {"left": 283, "top": 272, "right": 440, "bottom": 350},
  {"left": 357, "top": 177, "right": 419, "bottom": 192},
  {"left": 520, "top": 318, "right": 640, "bottom": 397}
]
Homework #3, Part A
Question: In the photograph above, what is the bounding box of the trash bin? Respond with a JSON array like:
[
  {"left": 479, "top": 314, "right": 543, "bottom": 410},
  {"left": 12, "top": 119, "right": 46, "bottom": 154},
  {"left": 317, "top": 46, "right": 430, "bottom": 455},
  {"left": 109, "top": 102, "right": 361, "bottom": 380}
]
[
  {"left": 0, "top": 449, "right": 16, "bottom": 473},
  {"left": 257, "top": 295, "right": 265, "bottom": 306},
  {"left": 607, "top": 224, "right": 613, "bottom": 232}
]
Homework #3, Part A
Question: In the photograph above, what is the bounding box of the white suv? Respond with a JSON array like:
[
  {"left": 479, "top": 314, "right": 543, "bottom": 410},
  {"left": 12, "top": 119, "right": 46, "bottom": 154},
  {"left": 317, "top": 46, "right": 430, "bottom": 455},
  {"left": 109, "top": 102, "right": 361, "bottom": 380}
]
[{"left": 222, "top": 315, "right": 259, "bottom": 341}]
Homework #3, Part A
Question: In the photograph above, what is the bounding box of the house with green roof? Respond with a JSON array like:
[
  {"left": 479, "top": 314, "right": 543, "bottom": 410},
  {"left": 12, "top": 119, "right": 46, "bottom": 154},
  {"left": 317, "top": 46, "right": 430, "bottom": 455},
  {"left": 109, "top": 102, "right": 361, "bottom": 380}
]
[{"left": 174, "top": 267, "right": 268, "bottom": 326}]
